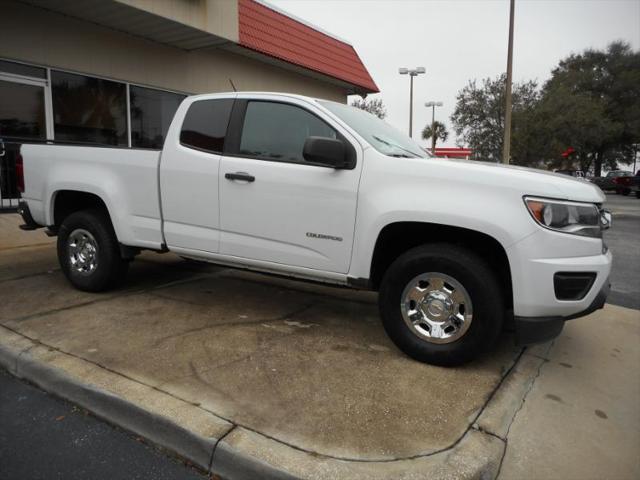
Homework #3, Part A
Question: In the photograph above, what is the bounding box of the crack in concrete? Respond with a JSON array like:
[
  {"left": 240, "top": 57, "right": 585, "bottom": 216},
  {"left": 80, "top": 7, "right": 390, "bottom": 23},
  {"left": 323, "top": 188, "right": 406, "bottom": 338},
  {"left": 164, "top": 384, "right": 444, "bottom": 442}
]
[
  {"left": 0, "top": 268, "right": 61, "bottom": 285},
  {"left": 208, "top": 424, "right": 237, "bottom": 473},
  {"left": 494, "top": 341, "right": 554, "bottom": 479},
  {"left": 1, "top": 273, "right": 215, "bottom": 327},
  {"left": 0, "top": 242, "right": 53, "bottom": 252}
]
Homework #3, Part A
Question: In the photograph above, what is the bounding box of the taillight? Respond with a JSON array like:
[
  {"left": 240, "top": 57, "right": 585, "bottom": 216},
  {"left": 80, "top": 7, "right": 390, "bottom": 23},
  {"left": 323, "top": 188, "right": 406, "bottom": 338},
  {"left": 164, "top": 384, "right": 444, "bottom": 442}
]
[{"left": 16, "top": 152, "right": 24, "bottom": 193}]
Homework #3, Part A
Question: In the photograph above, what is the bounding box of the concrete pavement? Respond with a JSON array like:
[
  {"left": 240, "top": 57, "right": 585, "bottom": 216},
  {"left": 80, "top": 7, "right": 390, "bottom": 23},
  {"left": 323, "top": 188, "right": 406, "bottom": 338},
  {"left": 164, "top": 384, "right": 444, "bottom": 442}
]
[
  {"left": 499, "top": 304, "right": 640, "bottom": 480},
  {"left": 1, "top": 211, "right": 639, "bottom": 479},
  {"left": 0, "top": 214, "right": 532, "bottom": 479}
]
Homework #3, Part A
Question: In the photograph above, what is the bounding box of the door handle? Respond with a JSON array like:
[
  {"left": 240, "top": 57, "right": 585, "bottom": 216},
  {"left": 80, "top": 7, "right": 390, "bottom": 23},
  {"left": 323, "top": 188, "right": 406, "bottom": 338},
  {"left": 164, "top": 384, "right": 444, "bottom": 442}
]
[{"left": 225, "top": 172, "right": 255, "bottom": 183}]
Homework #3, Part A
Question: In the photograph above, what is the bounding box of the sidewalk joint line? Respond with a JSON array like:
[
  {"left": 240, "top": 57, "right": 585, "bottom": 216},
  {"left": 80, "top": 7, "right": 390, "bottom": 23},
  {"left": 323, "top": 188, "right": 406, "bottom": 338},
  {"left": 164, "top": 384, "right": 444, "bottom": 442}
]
[{"left": 208, "top": 425, "right": 237, "bottom": 473}]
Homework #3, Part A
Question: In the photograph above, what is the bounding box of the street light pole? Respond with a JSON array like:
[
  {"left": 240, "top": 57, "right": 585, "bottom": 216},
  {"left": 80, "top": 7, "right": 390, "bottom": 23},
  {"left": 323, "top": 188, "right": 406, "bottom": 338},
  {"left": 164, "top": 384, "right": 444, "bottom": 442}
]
[
  {"left": 399, "top": 67, "right": 425, "bottom": 138},
  {"left": 425, "top": 101, "right": 443, "bottom": 153},
  {"left": 502, "top": 0, "right": 515, "bottom": 164}
]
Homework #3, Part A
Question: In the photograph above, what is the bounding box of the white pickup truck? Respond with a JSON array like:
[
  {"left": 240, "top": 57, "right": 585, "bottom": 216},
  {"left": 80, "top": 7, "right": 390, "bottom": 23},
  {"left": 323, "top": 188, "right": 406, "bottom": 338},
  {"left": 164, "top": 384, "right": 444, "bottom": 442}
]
[{"left": 15, "top": 92, "right": 612, "bottom": 366}]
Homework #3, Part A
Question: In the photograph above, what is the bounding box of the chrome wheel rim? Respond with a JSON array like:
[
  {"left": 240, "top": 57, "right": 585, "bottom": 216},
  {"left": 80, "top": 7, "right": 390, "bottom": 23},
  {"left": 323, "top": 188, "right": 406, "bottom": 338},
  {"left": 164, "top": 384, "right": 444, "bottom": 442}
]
[
  {"left": 67, "top": 229, "right": 99, "bottom": 275},
  {"left": 400, "top": 272, "right": 473, "bottom": 344}
]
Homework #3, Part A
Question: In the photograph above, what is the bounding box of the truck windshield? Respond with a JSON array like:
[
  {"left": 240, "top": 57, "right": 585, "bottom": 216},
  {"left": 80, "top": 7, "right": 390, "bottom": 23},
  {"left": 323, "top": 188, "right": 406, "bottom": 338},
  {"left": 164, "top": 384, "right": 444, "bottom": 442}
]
[{"left": 319, "top": 101, "right": 429, "bottom": 159}]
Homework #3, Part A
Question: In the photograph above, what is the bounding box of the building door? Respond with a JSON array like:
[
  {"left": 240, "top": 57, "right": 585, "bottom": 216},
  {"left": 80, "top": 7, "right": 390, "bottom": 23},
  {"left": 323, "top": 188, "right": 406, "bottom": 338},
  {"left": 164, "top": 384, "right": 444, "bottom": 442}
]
[{"left": 0, "top": 63, "right": 53, "bottom": 209}]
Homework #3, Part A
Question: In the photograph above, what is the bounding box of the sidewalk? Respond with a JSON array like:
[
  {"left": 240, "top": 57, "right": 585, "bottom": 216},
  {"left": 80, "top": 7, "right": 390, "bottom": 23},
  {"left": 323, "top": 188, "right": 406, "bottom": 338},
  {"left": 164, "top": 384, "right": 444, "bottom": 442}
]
[{"left": 499, "top": 304, "right": 640, "bottom": 480}]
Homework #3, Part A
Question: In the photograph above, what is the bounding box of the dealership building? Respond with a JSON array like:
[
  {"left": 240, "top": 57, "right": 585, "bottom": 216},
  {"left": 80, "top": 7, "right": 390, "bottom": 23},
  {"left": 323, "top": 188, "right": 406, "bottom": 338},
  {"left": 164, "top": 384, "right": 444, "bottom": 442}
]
[{"left": 0, "top": 0, "right": 378, "bottom": 208}]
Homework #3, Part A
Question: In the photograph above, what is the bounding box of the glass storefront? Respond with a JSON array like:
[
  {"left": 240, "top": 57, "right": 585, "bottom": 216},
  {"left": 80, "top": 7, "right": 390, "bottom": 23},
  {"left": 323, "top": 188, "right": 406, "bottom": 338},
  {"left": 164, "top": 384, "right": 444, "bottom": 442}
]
[
  {"left": 52, "top": 71, "right": 128, "bottom": 146},
  {"left": 0, "top": 58, "right": 187, "bottom": 149},
  {"left": 0, "top": 58, "right": 186, "bottom": 207},
  {"left": 130, "top": 85, "right": 185, "bottom": 149}
]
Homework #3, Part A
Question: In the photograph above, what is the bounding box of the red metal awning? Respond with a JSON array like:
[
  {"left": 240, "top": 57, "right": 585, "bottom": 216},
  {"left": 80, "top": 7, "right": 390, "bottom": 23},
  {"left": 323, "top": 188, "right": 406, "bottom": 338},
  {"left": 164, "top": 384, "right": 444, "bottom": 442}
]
[{"left": 238, "top": 0, "right": 379, "bottom": 94}]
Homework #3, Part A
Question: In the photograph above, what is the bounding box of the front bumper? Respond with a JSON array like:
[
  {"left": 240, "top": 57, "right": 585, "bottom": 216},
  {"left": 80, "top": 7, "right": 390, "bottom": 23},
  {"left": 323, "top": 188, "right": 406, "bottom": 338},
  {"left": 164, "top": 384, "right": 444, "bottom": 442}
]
[{"left": 514, "top": 279, "right": 610, "bottom": 345}]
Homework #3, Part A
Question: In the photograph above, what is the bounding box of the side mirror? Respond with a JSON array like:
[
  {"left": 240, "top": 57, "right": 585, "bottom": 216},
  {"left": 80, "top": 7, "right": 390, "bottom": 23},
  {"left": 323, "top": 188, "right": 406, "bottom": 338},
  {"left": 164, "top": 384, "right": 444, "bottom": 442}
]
[{"left": 303, "top": 136, "right": 347, "bottom": 169}]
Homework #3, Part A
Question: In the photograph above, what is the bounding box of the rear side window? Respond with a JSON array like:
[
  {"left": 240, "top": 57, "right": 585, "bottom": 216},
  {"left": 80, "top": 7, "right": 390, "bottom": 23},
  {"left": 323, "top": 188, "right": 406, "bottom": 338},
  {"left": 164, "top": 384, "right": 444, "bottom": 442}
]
[
  {"left": 239, "top": 101, "right": 337, "bottom": 163},
  {"left": 180, "top": 99, "right": 233, "bottom": 154}
]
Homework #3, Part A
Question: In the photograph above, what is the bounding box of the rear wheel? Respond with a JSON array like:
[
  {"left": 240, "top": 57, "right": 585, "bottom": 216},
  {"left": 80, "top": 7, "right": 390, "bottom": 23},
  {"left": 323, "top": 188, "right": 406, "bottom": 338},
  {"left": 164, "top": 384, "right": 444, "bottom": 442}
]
[
  {"left": 57, "top": 210, "right": 129, "bottom": 292},
  {"left": 378, "top": 244, "right": 504, "bottom": 366}
]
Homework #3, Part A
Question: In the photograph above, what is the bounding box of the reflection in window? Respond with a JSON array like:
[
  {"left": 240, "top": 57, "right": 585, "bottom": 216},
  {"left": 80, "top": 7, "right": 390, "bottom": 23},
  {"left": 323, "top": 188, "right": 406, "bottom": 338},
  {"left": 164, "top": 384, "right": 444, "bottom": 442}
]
[
  {"left": 0, "top": 80, "right": 46, "bottom": 139},
  {"left": 130, "top": 86, "right": 185, "bottom": 149},
  {"left": 180, "top": 99, "right": 234, "bottom": 153},
  {"left": 239, "top": 102, "right": 336, "bottom": 163},
  {"left": 52, "top": 70, "right": 127, "bottom": 146}
]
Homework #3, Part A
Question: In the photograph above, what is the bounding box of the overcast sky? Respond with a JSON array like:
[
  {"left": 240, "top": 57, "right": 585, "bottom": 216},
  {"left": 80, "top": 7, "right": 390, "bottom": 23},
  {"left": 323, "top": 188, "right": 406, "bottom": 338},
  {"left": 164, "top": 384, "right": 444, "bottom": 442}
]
[{"left": 269, "top": 0, "right": 640, "bottom": 147}]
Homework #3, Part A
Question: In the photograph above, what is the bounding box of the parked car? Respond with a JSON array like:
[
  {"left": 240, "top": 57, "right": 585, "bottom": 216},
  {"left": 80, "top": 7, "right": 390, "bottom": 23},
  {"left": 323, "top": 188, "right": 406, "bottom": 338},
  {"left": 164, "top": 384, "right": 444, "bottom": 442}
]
[
  {"left": 14, "top": 92, "right": 612, "bottom": 366},
  {"left": 590, "top": 170, "right": 634, "bottom": 194},
  {"left": 554, "top": 169, "right": 588, "bottom": 180},
  {"left": 613, "top": 171, "right": 640, "bottom": 198}
]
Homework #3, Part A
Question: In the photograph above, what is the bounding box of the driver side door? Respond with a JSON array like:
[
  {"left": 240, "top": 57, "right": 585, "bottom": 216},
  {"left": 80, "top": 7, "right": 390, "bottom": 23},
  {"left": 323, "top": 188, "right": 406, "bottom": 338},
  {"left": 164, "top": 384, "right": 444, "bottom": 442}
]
[{"left": 219, "top": 98, "right": 362, "bottom": 273}]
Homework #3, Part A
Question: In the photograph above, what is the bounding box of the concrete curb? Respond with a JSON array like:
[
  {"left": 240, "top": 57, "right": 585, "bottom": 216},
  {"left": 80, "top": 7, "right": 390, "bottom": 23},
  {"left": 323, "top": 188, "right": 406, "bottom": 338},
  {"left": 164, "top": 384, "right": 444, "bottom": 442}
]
[{"left": 0, "top": 325, "right": 548, "bottom": 479}]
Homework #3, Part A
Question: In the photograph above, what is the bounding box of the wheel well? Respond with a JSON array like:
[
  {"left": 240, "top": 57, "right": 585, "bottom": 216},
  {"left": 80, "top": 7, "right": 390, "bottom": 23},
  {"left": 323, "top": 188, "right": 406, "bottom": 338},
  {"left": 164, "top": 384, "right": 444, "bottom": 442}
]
[
  {"left": 52, "top": 190, "right": 109, "bottom": 227},
  {"left": 370, "top": 222, "right": 513, "bottom": 309}
]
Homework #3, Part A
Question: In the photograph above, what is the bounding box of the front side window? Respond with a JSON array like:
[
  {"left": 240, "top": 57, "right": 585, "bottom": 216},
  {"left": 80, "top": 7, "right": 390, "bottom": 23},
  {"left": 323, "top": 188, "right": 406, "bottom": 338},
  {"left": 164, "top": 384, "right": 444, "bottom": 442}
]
[
  {"left": 52, "top": 71, "right": 127, "bottom": 146},
  {"left": 180, "top": 99, "right": 234, "bottom": 154},
  {"left": 239, "top": 101, "right": 337, "bottom": 163},
  {"left": 130, "top": 86, "right": 185, "bottom": 149}
]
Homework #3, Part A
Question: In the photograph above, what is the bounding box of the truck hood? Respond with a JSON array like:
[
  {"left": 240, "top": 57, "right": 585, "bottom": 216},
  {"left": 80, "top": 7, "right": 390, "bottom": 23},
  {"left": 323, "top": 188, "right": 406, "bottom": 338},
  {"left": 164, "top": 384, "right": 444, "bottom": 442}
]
[{"left": 420, "top": 156, "right": 606, "bottom": 203}]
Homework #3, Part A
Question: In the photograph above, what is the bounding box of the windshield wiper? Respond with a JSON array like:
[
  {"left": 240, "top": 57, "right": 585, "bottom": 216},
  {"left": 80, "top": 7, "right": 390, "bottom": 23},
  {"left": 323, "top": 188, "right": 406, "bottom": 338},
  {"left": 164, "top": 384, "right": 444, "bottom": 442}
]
[
  {"left": 371, "top": 135, "right": 420, "bottom": 158},
  {"left": 387, "top": 153, "right": 412, "bottom": 158}
]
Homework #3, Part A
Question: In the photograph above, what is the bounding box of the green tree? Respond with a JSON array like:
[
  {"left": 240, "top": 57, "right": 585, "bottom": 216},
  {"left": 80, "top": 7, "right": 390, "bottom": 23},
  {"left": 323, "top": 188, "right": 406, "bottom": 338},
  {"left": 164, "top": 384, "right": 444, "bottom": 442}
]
[
  {"left": 350, "top": 97, "right": 387, "bottom": 119},
  {"left": 421, "top": 120, "right": 449, "bottom": 151},
  {"left": 450, "top": 74, "right": 539, "bottom": 163},
  {"left": 536, "top": 41, "right": 640, "bottom": 175}
]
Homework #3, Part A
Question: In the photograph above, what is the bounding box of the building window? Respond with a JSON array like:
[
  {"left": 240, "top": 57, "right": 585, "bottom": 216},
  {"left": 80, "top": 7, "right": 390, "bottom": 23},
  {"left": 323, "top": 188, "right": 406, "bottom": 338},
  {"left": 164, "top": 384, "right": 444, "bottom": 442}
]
[
  {"left": 0, "top": 80, "right": 46, "bottom": 140},
  {"left": 130, "top": 86, "right": 185, "bottom": 149},
  {"left": 52, "top": 70, "right": 127, "bottom": 146},
  {"left": 180, "top": 99, "right": 234, "bottom": 154},
  {"left": 239, "top": 101, "right": 336, "bottom": 163},
  {"left": 0, "top": 59, "right": 46, "bottom": 79}
]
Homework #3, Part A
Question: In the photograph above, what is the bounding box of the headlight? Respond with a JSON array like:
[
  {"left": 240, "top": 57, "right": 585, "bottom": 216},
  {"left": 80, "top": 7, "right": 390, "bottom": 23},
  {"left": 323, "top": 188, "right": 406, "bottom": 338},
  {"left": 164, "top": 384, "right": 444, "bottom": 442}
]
[{"left": 524, "top": 196, "right": 602, "bottom": 238}]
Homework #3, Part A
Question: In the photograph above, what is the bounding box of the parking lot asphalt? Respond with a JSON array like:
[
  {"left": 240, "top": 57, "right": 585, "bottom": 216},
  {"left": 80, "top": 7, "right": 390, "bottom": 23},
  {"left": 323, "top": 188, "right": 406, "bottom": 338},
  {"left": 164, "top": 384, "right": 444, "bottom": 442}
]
[
  {"left": 0, "top": 368, "right": 206, "bottom": 480},
  {"left": 603, "top": 194, "right": 640, "bottom": 310}
]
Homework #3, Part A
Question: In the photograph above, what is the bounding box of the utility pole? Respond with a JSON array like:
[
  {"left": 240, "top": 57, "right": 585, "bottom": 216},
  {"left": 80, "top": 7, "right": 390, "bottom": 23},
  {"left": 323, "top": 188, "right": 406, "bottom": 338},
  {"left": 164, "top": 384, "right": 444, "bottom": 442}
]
[
  {"left": 399, "top": 67, "right": 426, "bottom": 138},
  {"left": 425, "top": 101, "right": 443, "bottom": 153},
  {"left": 502, "top": 0, "right": 515, "bottom": 164}
]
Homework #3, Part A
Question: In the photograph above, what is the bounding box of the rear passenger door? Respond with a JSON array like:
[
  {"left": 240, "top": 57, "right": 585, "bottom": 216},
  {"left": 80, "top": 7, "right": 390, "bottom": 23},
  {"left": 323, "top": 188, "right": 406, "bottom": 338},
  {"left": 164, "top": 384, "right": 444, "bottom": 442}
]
[
  {"left": 218, "top": 97, "right": 362, "bottom": 273},
  {"left": 160, "top": 96, "right": 234, "bottom": 252}
]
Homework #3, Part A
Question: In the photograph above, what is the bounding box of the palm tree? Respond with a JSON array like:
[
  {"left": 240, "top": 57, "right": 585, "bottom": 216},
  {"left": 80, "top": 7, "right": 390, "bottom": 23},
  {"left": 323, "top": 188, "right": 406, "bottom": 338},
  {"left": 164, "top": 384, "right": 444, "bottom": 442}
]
[{"left": 422, "top": 121, "right": 449, "bottom": 153}]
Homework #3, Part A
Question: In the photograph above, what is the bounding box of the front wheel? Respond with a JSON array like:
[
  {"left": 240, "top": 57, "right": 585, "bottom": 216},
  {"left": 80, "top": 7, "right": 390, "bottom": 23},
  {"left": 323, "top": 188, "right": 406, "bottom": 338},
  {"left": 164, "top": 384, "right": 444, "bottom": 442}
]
[
  {"left": 57, "top": 209, "right": 129, "bottom": 292},
  {"left": 378, "top": 244, "right": 504, "bottom": 366}
]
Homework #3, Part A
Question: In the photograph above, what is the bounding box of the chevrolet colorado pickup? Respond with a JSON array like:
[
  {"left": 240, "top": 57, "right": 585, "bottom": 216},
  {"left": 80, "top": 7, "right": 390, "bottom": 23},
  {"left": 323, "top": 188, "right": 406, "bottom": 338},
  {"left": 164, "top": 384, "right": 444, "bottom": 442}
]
[{"left": 14, "top": 92, "right": 612, "bottom": 366}]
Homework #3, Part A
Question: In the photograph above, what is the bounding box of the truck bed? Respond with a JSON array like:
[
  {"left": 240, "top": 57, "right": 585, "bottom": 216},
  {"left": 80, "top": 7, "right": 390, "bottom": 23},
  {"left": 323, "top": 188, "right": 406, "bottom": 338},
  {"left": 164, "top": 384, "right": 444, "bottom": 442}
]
[{"left": 20, "top": 143, "right": 164, "bottom": 249}]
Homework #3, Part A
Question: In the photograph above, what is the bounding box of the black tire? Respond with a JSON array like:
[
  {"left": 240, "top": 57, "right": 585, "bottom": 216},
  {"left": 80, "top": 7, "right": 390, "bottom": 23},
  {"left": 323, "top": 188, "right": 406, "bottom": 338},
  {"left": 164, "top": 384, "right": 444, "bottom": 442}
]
[
  {"left": 622, "top": 188, "right": 630, "bottom": 196},
  {"left": 636, "top": 190, "right": 640, "bottom": 199},
  {"left": 57, "top": 209, "right": 129, "bottom": 292},
  {"left": 378, "top": 244, "right": 504, "bottom": 367}
]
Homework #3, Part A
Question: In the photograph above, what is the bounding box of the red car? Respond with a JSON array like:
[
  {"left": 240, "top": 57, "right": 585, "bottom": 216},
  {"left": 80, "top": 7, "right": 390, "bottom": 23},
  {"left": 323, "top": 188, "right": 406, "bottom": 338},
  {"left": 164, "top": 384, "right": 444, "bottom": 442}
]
[{"left": 614, "top": 171, "right": 640, "bottom": 198}]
